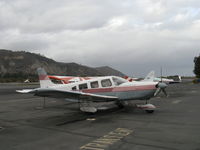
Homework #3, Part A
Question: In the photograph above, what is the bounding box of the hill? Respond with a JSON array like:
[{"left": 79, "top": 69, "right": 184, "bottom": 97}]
[
  {"left": 95, "top": 66, "right": 125, "bottom": 77},
  {"left": 0, "top": 49, "right": 125, "bottom": 82}
]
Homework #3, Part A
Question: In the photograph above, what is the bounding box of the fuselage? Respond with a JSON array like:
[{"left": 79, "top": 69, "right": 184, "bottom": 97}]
[{"left": 47, "top": 76, "right": 158, "bottom": 101}]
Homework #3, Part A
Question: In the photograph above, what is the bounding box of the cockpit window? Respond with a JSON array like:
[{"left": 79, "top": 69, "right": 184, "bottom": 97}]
[
  {"left": 112, "top": 77, "right": 127, "bottom": 86},
  {"left": 90, "top": 81, "right": 99, "bottom": 88},
  {"left": 72, "top": 86, "right": 77, "bottom": 90},
  {"left": 79, "top": 83, "right": 88, "bottom": 90},
  {"left": 101, "top": 79, "right": 112, "bottom": 87}
]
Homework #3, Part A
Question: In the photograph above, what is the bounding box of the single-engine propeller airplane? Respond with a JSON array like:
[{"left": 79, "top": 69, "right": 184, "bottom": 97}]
[{"left": 17, "top": 68, "right": 168, "bottom": 113}]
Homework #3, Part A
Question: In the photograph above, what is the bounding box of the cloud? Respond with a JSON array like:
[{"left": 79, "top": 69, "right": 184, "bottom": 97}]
[{"left": 0, "top": 0, "right": 200, "bottom": 76}]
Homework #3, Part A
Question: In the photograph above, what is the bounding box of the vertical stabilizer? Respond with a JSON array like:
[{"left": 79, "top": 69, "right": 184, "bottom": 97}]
[
  {"left": 144, "top": 71, "right": 155, "bottom": 81},
  {"left": 37, "top": 68, "right": 55, "bottom": 88}
]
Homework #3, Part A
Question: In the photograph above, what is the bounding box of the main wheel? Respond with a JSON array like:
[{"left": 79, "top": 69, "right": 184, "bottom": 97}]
[
  {"left": 145, "top": 110, "right": 154, "bottom": 113},
  {"left": 116, "top": 102, "right": 124, "bottom": 108}
]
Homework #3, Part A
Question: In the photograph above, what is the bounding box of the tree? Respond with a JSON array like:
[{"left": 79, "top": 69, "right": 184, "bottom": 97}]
[{"left": 194, "top": 54, "right": 200, "bottom": 78}]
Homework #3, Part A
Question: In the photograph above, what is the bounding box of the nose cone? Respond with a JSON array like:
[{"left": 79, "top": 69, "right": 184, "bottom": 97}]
[{"left": 158, "top": 82, "right": 168, "bottom": 89}]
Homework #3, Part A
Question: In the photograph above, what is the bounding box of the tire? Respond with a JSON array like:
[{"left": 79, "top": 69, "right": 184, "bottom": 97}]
[
  {"left": 145, "top": 110, "right": 154, "bottom": 113},
  {"left": 116, "top": 102, "right": 124, "bottom": 108}
]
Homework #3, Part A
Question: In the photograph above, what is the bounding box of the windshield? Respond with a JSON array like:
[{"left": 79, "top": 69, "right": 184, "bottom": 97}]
[{"left": 112, "top": 77, "right": 128, "bottom": 86}]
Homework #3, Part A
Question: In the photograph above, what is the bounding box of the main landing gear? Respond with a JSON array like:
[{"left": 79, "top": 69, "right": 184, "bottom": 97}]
[
  {"left": 79, "top": 100, "right": 97, "bottom": 113},
  {"left": 116, "top": 100, "right": 156, "bottom": 113}
]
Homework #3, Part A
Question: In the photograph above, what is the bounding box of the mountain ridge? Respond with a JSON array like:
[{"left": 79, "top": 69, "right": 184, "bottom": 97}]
[{"left": 0, "top": 49, "right": 125, "bottom": 82}]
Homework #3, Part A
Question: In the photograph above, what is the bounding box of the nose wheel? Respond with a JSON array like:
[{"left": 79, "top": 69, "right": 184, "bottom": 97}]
[{"left": 136, "top": 103, "right": 156, "bottom": 113}]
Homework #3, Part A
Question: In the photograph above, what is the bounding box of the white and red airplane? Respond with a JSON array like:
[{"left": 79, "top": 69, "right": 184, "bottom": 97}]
[{"left": 17, "top": 68, "right": 168, "bottom": 113}]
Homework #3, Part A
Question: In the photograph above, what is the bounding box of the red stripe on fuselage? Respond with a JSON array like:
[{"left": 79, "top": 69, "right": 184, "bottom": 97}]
[
  {"left": 83, "top": 88, "right": 113, "bottom": 93},
  {"left": 82, "top": 85, "right": 156, "bottom": 93},
  {"left": 113, "top": 85, "right": 156, "bottom": 92}
]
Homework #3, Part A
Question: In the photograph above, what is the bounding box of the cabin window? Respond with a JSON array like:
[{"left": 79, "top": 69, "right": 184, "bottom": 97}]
[
  {"left": 101, "top": 79, "right": 112, "bottom": 87},
  {"left": 90, "top": 81, "right": 99, "bottom": 88},
  {"left": 72, "top": 86, "right": 77, "bottom": 90},
  {"left": 50, "top": 79, "right": 63, "bottom": 84},
  {"left": 79, "top": 83, "right": 88, "bottom": 90},
  {"left": 112, "top": 77, "right": 127, "bottom": 86}
]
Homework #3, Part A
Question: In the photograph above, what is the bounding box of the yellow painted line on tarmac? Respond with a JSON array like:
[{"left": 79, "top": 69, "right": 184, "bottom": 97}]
[{"left": 80, "top": 128, "right": 133, "bottom": 150}]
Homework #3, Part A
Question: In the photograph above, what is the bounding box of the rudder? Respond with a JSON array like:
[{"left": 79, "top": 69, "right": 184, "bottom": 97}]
[{"left": 37, "top": 68, "right": 55, "bottom": 88}]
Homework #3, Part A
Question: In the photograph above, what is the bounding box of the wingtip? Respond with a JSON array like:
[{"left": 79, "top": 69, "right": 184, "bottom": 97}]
[{"left": 16, "top": 89, "right": 34, "bottom": 93}]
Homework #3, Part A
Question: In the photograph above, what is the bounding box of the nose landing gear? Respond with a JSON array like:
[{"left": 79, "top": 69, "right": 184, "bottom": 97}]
[{"left": 136, "top": 103, "right": 156, "bottom": 113}]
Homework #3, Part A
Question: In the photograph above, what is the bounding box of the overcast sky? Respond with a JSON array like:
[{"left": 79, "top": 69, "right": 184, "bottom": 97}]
[{"left": 0, "top": 0, "right": 200, "bottom": 76}]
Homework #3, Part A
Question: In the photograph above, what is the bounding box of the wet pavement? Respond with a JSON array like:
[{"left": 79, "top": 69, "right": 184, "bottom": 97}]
[{"left": 0, "top": 81, "right": 200, "bottom": 150}]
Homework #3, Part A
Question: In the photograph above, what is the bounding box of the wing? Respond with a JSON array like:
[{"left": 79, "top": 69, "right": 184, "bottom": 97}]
[{"left": 16, "top": 88, "right": 118, "bottom": 102}]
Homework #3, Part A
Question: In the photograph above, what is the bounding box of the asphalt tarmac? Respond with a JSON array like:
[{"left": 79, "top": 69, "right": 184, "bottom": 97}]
[{"left": 0, "top": 81, "right": 200, "bottom": 150}]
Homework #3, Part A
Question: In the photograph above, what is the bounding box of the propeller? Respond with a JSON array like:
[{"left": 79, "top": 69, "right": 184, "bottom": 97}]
[
  {"left": 154, "top": 82, "right": 168, "bottom": 96},
  {"left": 160, "top": 67, "right": 162, "bottom": 82},
  {"left": 154, "top": 67, "right": 168, "bottom": 97},
  {"left": 154, "top": 87, "right": 161, "bottom": 96}
]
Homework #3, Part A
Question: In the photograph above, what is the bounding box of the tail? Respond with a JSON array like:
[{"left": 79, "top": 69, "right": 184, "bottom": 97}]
[
  {"left": 144, "top": 71, "right": 155, "bottom": 81},
  {"left": 37, "top": 68, "right": 55, "bottom": 88}
]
